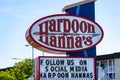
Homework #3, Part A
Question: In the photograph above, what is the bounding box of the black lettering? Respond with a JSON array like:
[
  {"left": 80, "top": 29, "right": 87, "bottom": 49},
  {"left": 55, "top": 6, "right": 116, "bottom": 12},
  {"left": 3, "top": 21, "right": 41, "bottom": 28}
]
[
  {"left": 53, "top": 73, "right": 56, "bottom": 78},
  {"left": 45, "top": 66, "right": 48, "bottom": 72},
  {"left": 40, "top": 73, "right": 47, "bottom": 78},
  {"left": 45, "top": 60, "right": 65, "bottom": 65},
  {"left": 40, "top": 60, "right": 44, "bottom": 65},
  {"left": 67, "top": 60, "right": 74, "bottom": 65},
  {"left": 70, "top": 66, "right": 74, "bottom": 72},
  {"left": 79, "top": 60, "right": 87, "bottom": 65},
  {"left": 48, "top": 73, "right": 52, "bottom": 78},
  {"left": 45, "top": 60, "right": 49, "bottom": 65},
  {"left": 57, "top": 73, "right": 69, "bottom": 78},
  {"left": 90, "top": 73, "right": 93, "bottom": 78},
  {"left": 70, "top": 72, "right": 93, "bottom": 78},
  {"left": 50, "top": 66, "right": 54, "bottom": 72}
]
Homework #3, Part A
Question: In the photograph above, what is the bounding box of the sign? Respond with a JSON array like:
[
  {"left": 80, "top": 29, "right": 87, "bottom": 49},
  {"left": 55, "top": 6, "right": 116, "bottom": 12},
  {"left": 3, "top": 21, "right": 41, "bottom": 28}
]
[
  {"left": 26, "top": 14, "right": 103, "bottom": 53},
  {"left": 35, "top": 56, "right": 95, "bottom": 80}
]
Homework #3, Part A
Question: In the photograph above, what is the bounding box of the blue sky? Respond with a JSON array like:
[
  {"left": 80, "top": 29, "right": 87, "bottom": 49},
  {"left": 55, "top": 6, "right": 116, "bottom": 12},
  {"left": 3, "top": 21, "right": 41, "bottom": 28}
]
[{"left": 0, "top": 0, "right": 120, "bottom": 68}]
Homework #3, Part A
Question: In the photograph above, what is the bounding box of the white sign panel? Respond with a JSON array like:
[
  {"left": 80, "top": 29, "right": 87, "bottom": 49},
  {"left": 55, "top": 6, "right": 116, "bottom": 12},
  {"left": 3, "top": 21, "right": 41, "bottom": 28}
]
[{"left": 38, "top": 57, "right": 95, "bottom": 80}]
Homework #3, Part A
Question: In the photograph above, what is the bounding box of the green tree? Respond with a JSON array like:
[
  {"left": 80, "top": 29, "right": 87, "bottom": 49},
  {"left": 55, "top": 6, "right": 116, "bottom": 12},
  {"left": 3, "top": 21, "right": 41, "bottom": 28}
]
[
  {"left": 0, "top": 58, "right": 33, "bottom": 80},
  {"left": 0, "top": 71, "right": 14, "bottom": 80},
  {"left": 13, "top": 58, "right": 33, "bottom": 80}
]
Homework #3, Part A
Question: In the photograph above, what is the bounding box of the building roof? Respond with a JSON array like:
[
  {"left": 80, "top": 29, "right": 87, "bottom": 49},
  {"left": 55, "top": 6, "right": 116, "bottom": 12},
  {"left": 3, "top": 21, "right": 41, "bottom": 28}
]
[
  {"left": 97, "top": 52, "right": 120, "bottom": 60},
  {"left": 62, "top": 0, "right": 96, "bottom": 12},
  {"left": 0, "top": 67, "right": 13, "bottom": 71}
]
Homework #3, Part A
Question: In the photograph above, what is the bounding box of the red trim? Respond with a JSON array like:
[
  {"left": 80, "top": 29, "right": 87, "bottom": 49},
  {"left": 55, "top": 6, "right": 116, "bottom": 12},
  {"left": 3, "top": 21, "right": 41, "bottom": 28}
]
[
  {"left": 35, "top": 57, "right": 40, "bottom": 80},
  {"left": 94, "top": 57, "right": 97, "bottom": 80},
  {"left": 26, "top": 14, "right": 104, "bottom": 53},
  {"left": 38, "top": 56, "right": 94, "bottom": 58}
]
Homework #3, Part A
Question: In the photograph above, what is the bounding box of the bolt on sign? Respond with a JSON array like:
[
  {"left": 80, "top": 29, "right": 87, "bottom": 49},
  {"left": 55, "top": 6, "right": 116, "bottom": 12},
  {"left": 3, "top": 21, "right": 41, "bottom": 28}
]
[
  {"left": 25, "top": 14, "right": 104, "bottom": 53},
  {"left": 35, "top": 56, "right": 95, "bottom": 80}
]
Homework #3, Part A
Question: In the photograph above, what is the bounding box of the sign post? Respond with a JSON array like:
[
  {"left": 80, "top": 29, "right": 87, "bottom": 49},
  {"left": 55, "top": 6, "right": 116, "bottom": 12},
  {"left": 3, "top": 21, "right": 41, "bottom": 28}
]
[
  {"left": 62, "top": 0, "right": 98, "bottom": 79},
  {"left": 63, "top": 0, "right": 96, "bottom": 57}
]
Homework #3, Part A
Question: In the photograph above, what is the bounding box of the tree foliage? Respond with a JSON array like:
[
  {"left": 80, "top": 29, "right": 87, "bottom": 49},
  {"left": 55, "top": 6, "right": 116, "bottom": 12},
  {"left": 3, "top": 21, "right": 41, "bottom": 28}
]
[
  {"left": 0, "top": 71, "right": 14, "bottom": 80},
  {"left": 0, "top": 58, "right": 33, "bottom": 80}
]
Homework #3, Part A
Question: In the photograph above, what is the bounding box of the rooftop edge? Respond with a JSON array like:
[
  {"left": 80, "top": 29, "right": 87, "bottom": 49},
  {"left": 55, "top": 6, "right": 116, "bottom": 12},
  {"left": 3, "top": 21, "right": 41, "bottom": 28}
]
[{"left": 62, "top": 0, "right": 96, "bottom": 12}]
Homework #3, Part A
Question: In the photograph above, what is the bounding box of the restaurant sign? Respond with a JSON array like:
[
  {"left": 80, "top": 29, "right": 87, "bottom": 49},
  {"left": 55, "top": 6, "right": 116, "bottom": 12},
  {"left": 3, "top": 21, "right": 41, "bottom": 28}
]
[{"left": 25, "top": 14, "right": 103, "bottom": 53}]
